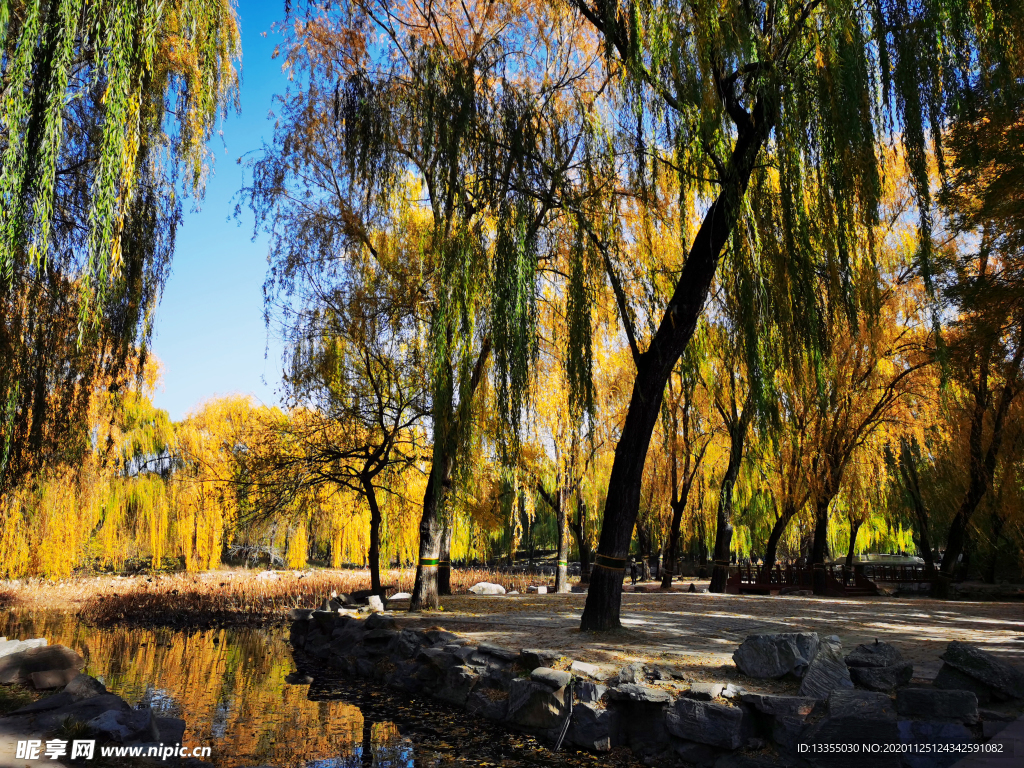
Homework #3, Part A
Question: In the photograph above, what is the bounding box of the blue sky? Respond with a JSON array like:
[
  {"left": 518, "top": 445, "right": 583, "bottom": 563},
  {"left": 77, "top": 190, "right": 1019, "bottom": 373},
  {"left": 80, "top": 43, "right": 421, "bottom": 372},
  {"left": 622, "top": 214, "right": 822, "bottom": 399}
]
[{"left": 151, "top": 1, "right": 289, "bottom": 421}]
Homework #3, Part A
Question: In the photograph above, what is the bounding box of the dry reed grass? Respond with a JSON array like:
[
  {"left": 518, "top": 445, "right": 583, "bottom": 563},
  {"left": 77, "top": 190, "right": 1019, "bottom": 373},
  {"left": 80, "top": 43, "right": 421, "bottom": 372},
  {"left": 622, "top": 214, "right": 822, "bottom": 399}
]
[{"left": 4, "top": 567, "right": 557, "bottom": 627}]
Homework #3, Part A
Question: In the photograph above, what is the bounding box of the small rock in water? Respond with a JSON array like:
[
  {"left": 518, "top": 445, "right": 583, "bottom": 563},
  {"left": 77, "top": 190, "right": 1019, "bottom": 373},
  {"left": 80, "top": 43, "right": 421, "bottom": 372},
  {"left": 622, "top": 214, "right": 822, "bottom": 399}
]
[
  {"left": 285, "top": 671, "right": 315, "bottom": 685},
  {"left": 468, "top": 582, "right": 506, "bottom": 595},
  {"left": 506, "top": 590, "right": 520, "bottom": 595},
  {"left": 29, "top": 668, "right": 79, "bottom": 690},
  {"left": 65, "top": 674, "right": 107, "bottom": 700}
]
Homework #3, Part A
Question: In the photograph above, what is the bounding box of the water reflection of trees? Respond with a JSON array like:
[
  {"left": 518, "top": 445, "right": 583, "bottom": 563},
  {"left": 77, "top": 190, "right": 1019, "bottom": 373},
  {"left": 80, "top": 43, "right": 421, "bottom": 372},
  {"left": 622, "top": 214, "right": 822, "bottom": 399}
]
[{"left": 1, "top": 612, "right": 365, "bottom": 767}]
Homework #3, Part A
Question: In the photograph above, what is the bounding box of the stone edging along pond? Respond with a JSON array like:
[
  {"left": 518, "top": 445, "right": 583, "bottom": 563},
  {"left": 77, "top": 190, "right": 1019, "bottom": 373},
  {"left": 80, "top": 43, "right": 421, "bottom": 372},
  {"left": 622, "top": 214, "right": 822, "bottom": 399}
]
[{"left": 288, "top": 608, "right": 1024, "bottom": 767}]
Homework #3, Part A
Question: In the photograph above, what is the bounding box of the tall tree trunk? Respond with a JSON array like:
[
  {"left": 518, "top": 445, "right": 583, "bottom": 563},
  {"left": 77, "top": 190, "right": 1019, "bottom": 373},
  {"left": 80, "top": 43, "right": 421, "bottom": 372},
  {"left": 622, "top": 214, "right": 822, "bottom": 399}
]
[
  {"left": 661, "top": 498, "right": 686, "bottom": 589},
  {"left": 555, "top": 482, "right": 570, "bottom": 593},
  {"left": 985, "top": 512, "right": 1004, "bottom": 584},
  {"left": 410, "top": 468, "right": 446, "bottom": 610},
  {"left": 898, "top": 439, "right": 936, "bottom": 579},
  {"left": 410, "top": 340, "right": 491, "bottom": 611},
  {"left": 569, "top": 493, "right": 591, "bottom": 584},
  {"left": 359, "top": 714, "right": 373, "bottom": 768},
  {"left": 710, "top": 399, "right": 753, "bottom": 593},
  {"left": 438, "top": 523, "right": 453, "bottom": 595},
  {"left": 579, "top": 105, "right": 774, "bottom": 631},
  {"left": 845, "top": 517, "right": 862, "bottom": 568},
  {"left": 362, "top": 475, "right": 383, "bottom": 595},
  {"left": 936, "top": 350, "right": 1020, "bottom": 597},
  {"left": 811, "top": 495, "right": 834, "bottom": 595}
]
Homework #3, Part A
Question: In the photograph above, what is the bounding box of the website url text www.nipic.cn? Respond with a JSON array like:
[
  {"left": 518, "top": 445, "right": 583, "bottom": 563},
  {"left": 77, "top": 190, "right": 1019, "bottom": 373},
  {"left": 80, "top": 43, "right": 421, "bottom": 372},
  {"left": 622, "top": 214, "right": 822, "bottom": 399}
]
[{"left": 16, "top": 740, "right": 212, "bottom": 761}]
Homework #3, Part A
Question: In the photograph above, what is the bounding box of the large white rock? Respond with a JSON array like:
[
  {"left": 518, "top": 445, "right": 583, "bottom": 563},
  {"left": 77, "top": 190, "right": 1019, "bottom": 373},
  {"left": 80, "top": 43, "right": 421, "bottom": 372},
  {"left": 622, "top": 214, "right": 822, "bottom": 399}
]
[
  {"left": 468, "top": 582, "right": 506, "bottom": 595},
  {"left": 367, "top": 594, "right": 385, "bottom": 612},
  {"left": 388, "top": 592, "right": 412, "bottom": 600}
]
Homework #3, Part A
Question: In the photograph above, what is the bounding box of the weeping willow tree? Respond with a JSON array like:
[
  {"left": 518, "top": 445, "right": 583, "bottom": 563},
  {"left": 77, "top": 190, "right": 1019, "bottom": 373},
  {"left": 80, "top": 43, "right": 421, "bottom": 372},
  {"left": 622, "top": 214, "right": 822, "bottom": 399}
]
[
  {"left": 559, "top": 0, "right": 1024, "bottom": 630},
  {"left": 251, "top": 1, "right": 601, "bottom": 609},
  {"left": 0, "top": 0, "right": 239, "bottom": 494}
]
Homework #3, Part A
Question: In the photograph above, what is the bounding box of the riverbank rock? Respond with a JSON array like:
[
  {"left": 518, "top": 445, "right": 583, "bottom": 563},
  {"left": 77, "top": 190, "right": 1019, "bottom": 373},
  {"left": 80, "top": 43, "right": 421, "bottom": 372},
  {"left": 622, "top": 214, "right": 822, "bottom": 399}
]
[
  {"left": 468, "top": 582, "right": 506, "bottom": 595},
  {"left": 0, "top": 644, "right": 84, "bottom": 684},
  {"left": 932, "top": 663, "right": 993, "bottom": 705},
  {"left": 897, "top": 720, "right": 974, "bottom": 768},
  {"left": 684, "top": 682, "right": 724, "bottom": 701},
  {"left": 87, "top": 706, "right": 161, "bottom": 742},
  {"left": 798, "top": 637, "right": 853, "bottom": 699},
  {"left": 843, "top": 640, "right": 913, "bottom": 692},
  {"left": 519, "top": 649, "right": 560, "bottom": 670},
  {"left": 531, "top": 667, "right": 572, "bottom": 689},
  {"left": 433, "top": 665, "right": 480, "bottom": 706},
  {"left": 732, "top": 633, "right": 819, "bottom": 679},
  {"left": 895, "top": 688, "right": 978, "bottom": 724},
  {"left": 575, "top": 680, "right": 607, "bottom": 703},
  {"left": 939, "top": 640, "right": 1024, "bottom": 701},
  {"left": 844, "top": 640, "right": 903, "bottom": 669},
  {"left": 568, "top": 702, "right": 615, "bottom": 751},
  {"left": 665, "top": 698, "right": 749, "bottom": 749},
  {"left": 801, "top": 690, "right": 899, "bottom": 768},
  {"left": 506, "top": 678, "right": 567, "bottom": 729},
  {"left": 29, "top": 668, "right": 80, "bottom": 689},
  {"left": 0, "top": 638, "right": 46, "bottom": 659}
]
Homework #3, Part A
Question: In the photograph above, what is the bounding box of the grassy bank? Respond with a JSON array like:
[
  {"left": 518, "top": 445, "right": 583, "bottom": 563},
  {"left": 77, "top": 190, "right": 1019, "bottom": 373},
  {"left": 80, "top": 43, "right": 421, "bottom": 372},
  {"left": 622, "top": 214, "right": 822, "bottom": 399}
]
[{"left": 1, "top": 567, "right": 555, "bottom": 627}]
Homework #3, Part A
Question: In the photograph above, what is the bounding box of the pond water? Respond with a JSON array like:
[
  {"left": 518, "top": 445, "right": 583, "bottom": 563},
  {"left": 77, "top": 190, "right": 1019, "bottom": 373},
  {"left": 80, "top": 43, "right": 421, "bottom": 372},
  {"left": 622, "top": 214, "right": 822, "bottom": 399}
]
[{"left": 0, "top": 612, "right": 637, "bottom": 768}]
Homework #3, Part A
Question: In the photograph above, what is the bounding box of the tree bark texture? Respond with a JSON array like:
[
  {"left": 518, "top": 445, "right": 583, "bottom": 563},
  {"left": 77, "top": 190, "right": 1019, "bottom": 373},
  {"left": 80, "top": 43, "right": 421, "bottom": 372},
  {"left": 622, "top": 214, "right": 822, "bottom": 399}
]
[
  {"left": 555, "top": 482, "right": 570, "bottom": 593},
  {"left": 845, "top": 518, "right": 862, "bottom": 568},
  {"left": 811, "top": 495, "right": 834, "bottom": 595},
  {"left": 709, "top": 401, "right": 752, "bottom": 593},
  {"left": 569, "top": 493, "right": 591, "bottom": 584},
  {"left": 362, "top": 475, "right": 383, "bottom": 595},
  {"left": 438, "top": 523, "right": 453, "bottom": 595}
]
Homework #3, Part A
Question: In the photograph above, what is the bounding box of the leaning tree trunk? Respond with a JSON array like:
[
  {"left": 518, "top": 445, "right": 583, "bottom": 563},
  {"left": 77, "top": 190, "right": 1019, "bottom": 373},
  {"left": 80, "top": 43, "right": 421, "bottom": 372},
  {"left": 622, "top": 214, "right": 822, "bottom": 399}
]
[
  {"left": 555, "top": 483, "right": 570, "bottom": 593},
  {"left": 438, "top": 523, "right": 453, "bottom": 595},
  {"left": 710, "top": 403, "right": 752, "bottom": 593},
  {"left": 361, "top": 476, "right": 383, "bottom": 595},
  {"left": 579, "top": 103, "right": 774, "bottom": 631},
  {"left": 759, "top": 504, "right": 796, "bottom": 582}
]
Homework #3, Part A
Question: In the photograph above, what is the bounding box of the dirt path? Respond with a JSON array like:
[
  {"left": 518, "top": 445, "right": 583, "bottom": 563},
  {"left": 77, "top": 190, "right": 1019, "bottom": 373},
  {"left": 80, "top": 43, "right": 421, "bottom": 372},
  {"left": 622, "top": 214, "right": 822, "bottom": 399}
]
[{"left": 394, "top": 590, "right": 1024, "bottom": 684}]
